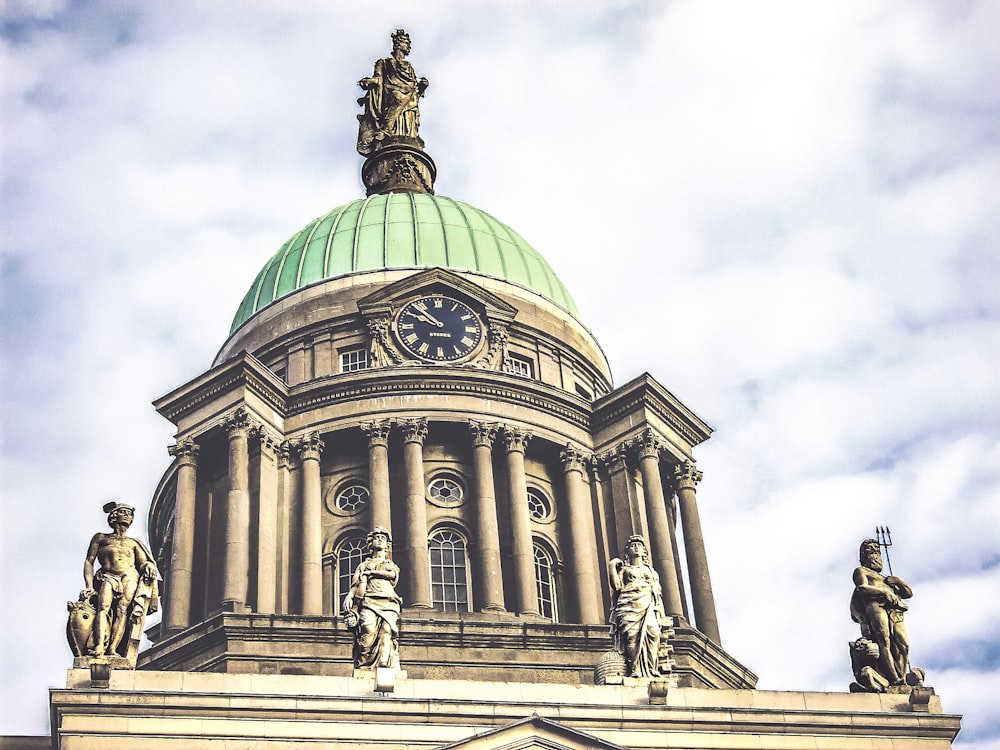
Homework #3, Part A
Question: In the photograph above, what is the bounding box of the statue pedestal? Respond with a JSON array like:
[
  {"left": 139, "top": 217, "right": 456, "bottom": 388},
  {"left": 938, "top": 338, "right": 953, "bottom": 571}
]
[
  {"left": 352, "top": 667, "right": 408, "bottom": 694},
  {"left": 362, "top": 141, "right": 436, "bottom": 195}
]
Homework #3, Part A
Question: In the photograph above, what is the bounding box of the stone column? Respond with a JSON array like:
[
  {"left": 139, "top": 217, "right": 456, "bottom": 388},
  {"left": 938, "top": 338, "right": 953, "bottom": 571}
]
[
  {"left": 503, "top": 427, "right": 538, "bottom": 616},
  {"left": 674, "top": 461, "right": 721, "bottom": 645},
  {"left": 222, "top": 409, "right": 252, "bottom": 610},
  {"left": 469, "top": 421, "right": 505, "bottom": 612},
  {"left": 275, "top": 441, "right": 293, "bottom": 614},
  {"left": 603, "top": 444, "right": 642, "bottom": 557},
  {"left": 560, "top": 445, "right": 601, "bottom": 624},
  {"left": 361, "top": 420, "right": 392, "bottom": 533},
  {"left": 401, "top": 418, "right": 431, "bottom": 609},
  {"left": 164, "top": 438, "right": 199, "bottom": 632},
  {"left": 252, "top": 430, "right": 280, "bottom": 614},
  {"left": 297, "top": 433, "right": 325, "bottom": 616},
  {"left": 635, "top": 432, "right": 684, "bottom": 617}
]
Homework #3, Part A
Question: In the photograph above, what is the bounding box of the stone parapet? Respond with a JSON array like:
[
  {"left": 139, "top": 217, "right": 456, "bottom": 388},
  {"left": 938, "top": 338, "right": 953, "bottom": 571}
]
[
  {"left": 51, "top": 670, "right": 960, "bottom": 749},
  {"left": 138, "top": 611, "right": 757, "bottom": 690}
]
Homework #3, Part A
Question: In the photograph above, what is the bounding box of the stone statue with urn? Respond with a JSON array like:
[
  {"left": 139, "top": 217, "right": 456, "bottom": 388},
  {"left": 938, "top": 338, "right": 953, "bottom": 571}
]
[
  {"left": 342, "top": 527, "right": 402, "bottom": 672},
  {"left": 606, "top": 535, "right": 671, "bottom": 680},
  {"left": 66, "top": 502, "right": 159, "bottom": 668}
]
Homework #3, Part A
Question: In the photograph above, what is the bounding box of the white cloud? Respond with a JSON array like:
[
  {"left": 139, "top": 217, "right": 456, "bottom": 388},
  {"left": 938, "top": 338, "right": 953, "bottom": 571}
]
[{"left": 2, "top": 1, "right": 997, "bottom": 746}]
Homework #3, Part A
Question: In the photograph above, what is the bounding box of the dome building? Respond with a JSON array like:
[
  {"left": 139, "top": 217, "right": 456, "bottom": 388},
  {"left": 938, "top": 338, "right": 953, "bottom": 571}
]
[{"left": 47, "top": 31, "right": 960, "bottom": 750}]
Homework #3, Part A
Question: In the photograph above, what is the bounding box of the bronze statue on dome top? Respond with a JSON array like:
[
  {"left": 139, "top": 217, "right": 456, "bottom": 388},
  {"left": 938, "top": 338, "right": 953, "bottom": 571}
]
[{"left": 357, "top": 29, "right": 429, "bottom": 156}]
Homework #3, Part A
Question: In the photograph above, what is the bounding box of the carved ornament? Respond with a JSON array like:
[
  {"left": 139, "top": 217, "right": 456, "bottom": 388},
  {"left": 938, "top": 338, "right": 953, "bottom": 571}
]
[
  {"left": 399, "top": 417, "right": 428, "bottom": 444},
  {"left": 468, "top": 420, "right": 499, "bottom": 448}
]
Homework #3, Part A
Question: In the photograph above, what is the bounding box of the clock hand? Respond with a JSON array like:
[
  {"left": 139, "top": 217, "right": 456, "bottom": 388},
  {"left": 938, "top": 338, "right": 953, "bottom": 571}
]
[
  {"left": 421, "top": 311, "right": 445, "bottom": 327},
  {"left": 405, "top": 310, "right": 440, "bottom": 327}
]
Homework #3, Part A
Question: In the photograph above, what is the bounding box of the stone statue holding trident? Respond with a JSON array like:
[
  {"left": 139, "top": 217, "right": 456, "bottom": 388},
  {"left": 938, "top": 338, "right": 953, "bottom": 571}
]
[
  {"left": 356, "top": 29, "right": 429, "bottom": 156},
  {"left": 849, "top": 535, "right": 924, "bottom": 692}
]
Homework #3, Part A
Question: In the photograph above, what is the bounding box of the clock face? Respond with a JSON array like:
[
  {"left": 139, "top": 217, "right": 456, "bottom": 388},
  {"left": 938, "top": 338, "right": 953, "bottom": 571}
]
[{"left": 395, "top": 295, "right": 484, "bottom": 362}]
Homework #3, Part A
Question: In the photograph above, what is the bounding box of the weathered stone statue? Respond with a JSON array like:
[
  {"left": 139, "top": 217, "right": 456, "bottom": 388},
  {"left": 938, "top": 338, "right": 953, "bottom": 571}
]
[
  {"left": 67, "top": 502, "right": 159, "bottom": 667},
  {"left": 356, "top": 28, "right": 429, "bottom": 156},
  {"left": 342, "top": 527, "right": 402, "bottom": 670},
  {"left": 608, "top": 535, "right": 666, "bottom": 678},
  {"left": 849, "top": 538, "right": 920, "bottom": 692}
]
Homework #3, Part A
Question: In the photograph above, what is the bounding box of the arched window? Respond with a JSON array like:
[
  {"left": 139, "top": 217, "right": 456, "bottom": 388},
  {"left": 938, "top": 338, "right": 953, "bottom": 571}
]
[
  {"left": 335, "top": 535, "right": 367, "bottom": 612},
  {"left": 428, "top": 528, "right": 471, "bottom": 612},
  {"left": 533, "top": 543, "right": 558, "bottom": 622}
]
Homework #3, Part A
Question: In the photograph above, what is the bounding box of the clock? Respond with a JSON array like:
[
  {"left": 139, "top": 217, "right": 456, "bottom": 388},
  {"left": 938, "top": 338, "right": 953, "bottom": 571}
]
[{"left": 394, "top": 295, "right": 484, "bottom": 362}]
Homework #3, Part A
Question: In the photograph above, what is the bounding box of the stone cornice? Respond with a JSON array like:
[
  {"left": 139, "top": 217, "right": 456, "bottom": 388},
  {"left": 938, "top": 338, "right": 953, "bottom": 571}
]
[
  {"left": 154, "top": 351, "right": 288, "bottom": 426},
  {"left": 593, "top": 373, "right": 713, "bottom": 449},
  {"left": 287, "top": 368, "right": 593, "bottom": 431}
]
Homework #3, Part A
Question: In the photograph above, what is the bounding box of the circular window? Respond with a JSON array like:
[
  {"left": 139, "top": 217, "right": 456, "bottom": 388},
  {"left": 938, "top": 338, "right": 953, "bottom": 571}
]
[
  {"left": 335, "top": 483, "right": 370, "bottom": 514},
  {"left": 527, "top": 488, "right": 552, "bottom": 521},
  {"left": 428, "top": 476, "right": 464, "bottom": 506}
]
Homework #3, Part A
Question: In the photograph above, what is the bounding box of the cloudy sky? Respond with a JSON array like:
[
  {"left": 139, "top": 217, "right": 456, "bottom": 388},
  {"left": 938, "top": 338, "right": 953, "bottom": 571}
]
[{"left": 2, "top": 0, "right": 998, "bottom": 745}]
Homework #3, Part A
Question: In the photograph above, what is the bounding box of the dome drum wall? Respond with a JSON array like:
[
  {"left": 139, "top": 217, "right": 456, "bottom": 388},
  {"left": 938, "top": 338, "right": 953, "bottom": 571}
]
[{"left": 216, "top": 269, "right": 612, "bottom": 401}]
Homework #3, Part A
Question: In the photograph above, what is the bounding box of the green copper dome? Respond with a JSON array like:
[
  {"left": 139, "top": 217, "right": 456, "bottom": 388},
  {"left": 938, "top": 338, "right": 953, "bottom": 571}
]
[{"left": 231, "top": 193, "right": 578, "bottom": 333}]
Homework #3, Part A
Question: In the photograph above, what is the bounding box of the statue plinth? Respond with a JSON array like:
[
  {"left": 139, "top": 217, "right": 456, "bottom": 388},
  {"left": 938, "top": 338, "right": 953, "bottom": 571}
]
[{"left": 362, "top": 140, "right": 436, "bottom": 196}]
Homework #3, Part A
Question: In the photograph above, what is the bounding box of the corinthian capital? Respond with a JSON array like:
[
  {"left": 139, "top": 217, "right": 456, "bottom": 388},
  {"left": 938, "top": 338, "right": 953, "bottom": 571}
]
[
  {"left": 295, "top": 432, "right": 325, "bottom": 461},
  {"left": 599, "top": 442, "right": 630, "bottom": 473},
  {"left": 360, "top": 419, "right": 392, "bottom": 447},
  {"left": 252, "top": 426, "right": 282, "bottom": 460},
  {"left": 502, "top": 426, "right": 531, "bottom": 454},
  {"left": 168, "top": 438, "right": 200, "bottom": 464},
  {"left": 634, "top": 429, "right": 665, "bottom": 461},
  {"left": 673, "top": 461, "right": 703, "bottom": 490},
  {"left": 222, "top": 407, "right": 254, "bottom": 436},
  {"left": 559, "top": 444, "right": 588, "bottom": 473},
  {"left": 468, "top": 420, "right": 499, "bottom": 448},
  {"left": 399, "top": 417, "right": 428, "bottom": 444},
  {"left": 360, "top": 419, "right": 392, "bottom": 448}
]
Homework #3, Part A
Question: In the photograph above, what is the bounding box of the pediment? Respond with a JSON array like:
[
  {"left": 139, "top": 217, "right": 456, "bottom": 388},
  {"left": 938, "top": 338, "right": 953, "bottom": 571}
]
[
  {"left": 357, "top": 267, "right": 517, "bottom": 322},
  {"left": 436, "top": 714, "right": 627, "bottom": 750}
]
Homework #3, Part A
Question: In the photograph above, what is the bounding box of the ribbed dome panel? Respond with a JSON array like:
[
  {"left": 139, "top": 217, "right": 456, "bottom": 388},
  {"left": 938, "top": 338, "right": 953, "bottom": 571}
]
[{"left": 231, "top": 193, "right": 577, "bottom": 332}]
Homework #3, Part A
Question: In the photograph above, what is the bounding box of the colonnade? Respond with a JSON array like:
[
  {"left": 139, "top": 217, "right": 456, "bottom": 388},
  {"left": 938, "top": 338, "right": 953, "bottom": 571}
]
[{"left": 162, "top": 412, "right": 721, "bottom": 647}]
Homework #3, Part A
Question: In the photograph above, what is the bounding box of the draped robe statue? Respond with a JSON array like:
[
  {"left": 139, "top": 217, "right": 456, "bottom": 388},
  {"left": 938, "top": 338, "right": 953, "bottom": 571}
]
[
  {"left": 357, "top": 29, "right": 429, "bottom": 156},
  {"left": 608, "top": 536, "right": 666, "bottom": 678},
  {"left": 343, "top": 527, "right": 402, "bottom": 670}
]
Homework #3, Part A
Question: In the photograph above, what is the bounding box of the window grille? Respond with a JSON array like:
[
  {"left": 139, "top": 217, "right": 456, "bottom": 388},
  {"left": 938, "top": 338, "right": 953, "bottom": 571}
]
[
  {"left": 428, "top": 476, "right": 464, "bottom": 505},
  {"left": 335, "top": 536, "right": 368, "bottom": 611},
  {"left": 335, "top": 483, "right": 369, "bottom": 513},
  {"left": 507, "top": 355, "right": 533, "bottom": 378},
  {"left": 526, "top": 488, "right": 552, "bottom": 521},
  {"left": 429, "top": 529, "right": 471, "bottom": 612},
  {"left": 533, "top": 544, "right": 558, "bottom": 621},
  {"left": 340, "top": 348, "right": 369, "bottom": 372}
]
